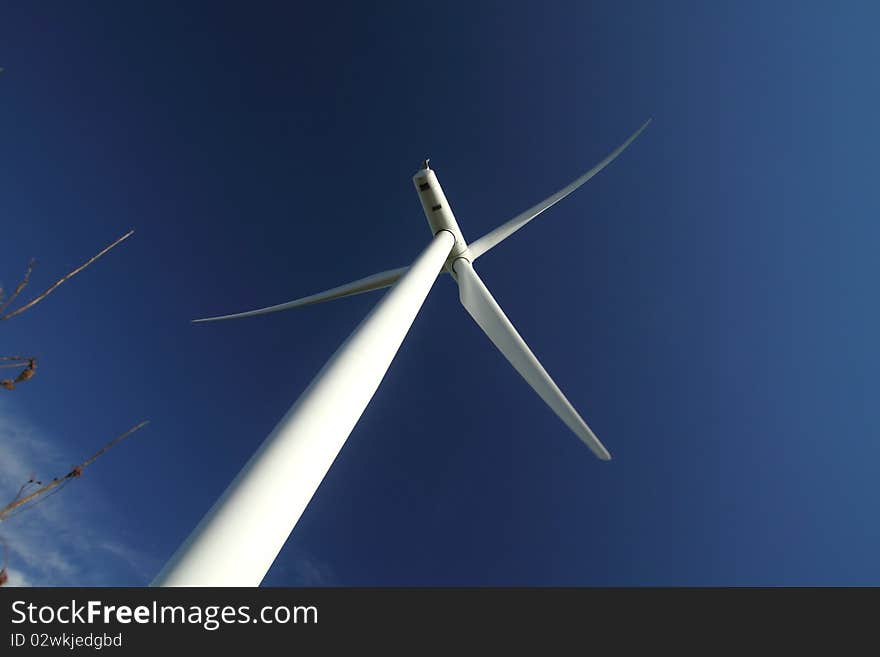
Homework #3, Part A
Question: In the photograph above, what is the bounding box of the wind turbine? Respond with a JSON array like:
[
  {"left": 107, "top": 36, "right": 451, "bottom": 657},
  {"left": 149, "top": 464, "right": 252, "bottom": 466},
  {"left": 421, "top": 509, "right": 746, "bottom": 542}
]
[{"left": 153, "top": 119, "right": 651, "bottom": 586}]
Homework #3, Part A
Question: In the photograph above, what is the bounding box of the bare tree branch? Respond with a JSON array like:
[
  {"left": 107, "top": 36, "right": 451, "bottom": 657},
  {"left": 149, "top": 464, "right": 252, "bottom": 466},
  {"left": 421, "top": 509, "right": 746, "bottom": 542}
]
[
  {"left": 0, "top": 229, "right": 134, "bottom": 321},
  {"left": 0, "top": 357, "right": 37, "bottom": 391},
  {"left": 0, "top": 229, "right": 142, "bottom": 585},
  {"left": 0, "top": 420, "right": 149, "bottom": 523}
]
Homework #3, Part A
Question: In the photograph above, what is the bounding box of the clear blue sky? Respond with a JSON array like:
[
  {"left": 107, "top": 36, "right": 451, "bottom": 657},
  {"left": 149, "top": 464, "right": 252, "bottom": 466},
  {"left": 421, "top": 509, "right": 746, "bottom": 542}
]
[{"left": 0, "top": 1, "right": 877, "bottom": 585}]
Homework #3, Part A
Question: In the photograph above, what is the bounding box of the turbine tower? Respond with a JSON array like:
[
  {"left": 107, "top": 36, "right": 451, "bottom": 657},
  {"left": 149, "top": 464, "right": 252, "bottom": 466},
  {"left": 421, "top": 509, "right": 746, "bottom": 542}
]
[{"left": 153, "top": 119, "right": 651, "bottom": 586}]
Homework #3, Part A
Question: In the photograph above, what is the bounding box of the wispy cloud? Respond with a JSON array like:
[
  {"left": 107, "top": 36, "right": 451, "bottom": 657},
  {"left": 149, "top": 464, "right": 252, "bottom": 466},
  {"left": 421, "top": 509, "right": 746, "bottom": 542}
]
[
  {"left": 290, "top": 550, "right": 335, "bottom": 586},
  {"left": 261, "top": 545, "right": 336, "bottom": 586},
  {"left": 0, "top": 401, "right": 153, "bottom": 586},
  {"left": 4, "top": 566, "right": 33, "bottom": 587}
]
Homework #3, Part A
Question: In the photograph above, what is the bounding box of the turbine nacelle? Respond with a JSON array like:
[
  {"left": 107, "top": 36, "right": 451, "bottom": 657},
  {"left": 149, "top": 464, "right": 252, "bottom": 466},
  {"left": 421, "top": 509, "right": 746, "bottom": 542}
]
[{"left": 413, "top": 160, "right": 472, "bottom": 270}]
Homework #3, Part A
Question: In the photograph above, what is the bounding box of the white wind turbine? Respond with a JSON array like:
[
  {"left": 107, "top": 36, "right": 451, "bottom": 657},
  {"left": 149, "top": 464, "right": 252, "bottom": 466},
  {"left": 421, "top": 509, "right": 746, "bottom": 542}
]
[{"left": 153, "top": 119, "right": 651, "bottom": 586}]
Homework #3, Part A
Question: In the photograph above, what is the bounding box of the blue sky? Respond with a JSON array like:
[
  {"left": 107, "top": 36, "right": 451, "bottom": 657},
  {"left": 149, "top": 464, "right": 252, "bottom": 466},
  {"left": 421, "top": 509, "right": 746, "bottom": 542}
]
[{"left": 0, "top": 1, "right": 877, "bottom": 586}]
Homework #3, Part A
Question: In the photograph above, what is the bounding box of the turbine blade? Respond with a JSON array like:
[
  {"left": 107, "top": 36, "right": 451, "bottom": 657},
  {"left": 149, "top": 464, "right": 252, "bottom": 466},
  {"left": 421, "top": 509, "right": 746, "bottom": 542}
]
[
  {"left": 454, "top": 259, "right": 611, "bottom": 460},
  {"left": 193, "top": 266, "right": 408, "bottom": 323},
  {"left": 468, "top": 119, "right": 651, "bottom": 260}
]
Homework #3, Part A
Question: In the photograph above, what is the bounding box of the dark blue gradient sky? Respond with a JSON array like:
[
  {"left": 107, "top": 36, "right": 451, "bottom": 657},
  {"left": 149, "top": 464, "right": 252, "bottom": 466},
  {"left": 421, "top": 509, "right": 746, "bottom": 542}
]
[{"left": 1, "top": 1, "right": 877, "bottom": 585}]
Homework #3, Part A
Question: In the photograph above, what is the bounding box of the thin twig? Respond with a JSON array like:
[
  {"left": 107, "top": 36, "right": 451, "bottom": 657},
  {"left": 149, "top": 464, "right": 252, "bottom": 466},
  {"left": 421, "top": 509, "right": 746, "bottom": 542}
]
[
  {"left": 79, "top": 420, "right": 149, "bottom": 470},
  {"left": 0, "top": 229, "right": 134, "bottom": 321},
  {"left": 13, "top": 479, "right": 42, "bottom": 502},
  {"left": 0, "top": 359, "right": 34, "bottom": 370},
  {"left": 0, "top": 356, "right": 36, "bottom": 370},
  {"left": 0, "top": 259, "right": 35, "bottom": 315},
  {"left": 2, "top": 480, "right": 71, "bottom": 520},
  {"left": 0, "top": 420, "right": 149, "bottom": 522}
]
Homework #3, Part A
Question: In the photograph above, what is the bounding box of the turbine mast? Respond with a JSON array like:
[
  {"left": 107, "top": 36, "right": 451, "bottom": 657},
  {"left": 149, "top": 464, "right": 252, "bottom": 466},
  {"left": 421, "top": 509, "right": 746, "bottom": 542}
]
[{"left": 153, "top": 230, "right": 455, "bottom": 586}]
